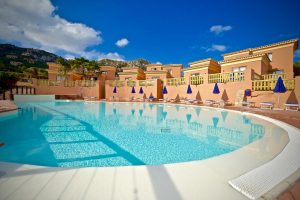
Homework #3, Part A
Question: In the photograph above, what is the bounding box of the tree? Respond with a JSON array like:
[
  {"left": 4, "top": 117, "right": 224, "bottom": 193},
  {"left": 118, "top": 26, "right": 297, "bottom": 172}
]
[
  {"left": 0, "top": 72, "right": 19, "bottom": 91},
  {"left": 70, "top": 57, "right": 100, "bottom": 80},
  {"left": 23, "top": 67, "right": 39, "bottom": 79},
  {"left": 294, "top": 61, "right": 300, "bottom": 76},
  {"left": 84, "top": 60, "right": 101, "bottom": 79},
  {"left": 56, "top": 57, "right": 71, "bottom": 80},
  {"left": 70, "top": 57, "right": 88, "bottom": 79}
]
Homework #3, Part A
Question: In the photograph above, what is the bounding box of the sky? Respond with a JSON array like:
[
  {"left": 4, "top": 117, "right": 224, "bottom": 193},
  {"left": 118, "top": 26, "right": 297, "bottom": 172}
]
[{"left": 0, "top": 0, "right": 300, "bottom": 65}]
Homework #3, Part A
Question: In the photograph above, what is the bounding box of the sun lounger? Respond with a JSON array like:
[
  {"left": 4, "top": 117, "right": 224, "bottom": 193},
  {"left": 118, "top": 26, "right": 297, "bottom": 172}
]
[
  {"left": 285, "top": 103, "right": 299, "bottom": 111},
  {"left": 260, "top": 102, "right": 273, "bottom": 110},
  {"left": 212, "top": 100, "right": 225, "bottom": 108},
  {"left": 204, "top": 100, "right": 214, "bottom": 106},
  {"left": 242, "top": 101, "right": 256, "bottom": 108},
  {"left": 179, "top": 98, "right": 187, "bottom": 104},
  {"left": 83, "top": 96, "right": 90, "bottom": 101},
  {"left": 90, "top": 96, "right": 96, "bottom": 101}
]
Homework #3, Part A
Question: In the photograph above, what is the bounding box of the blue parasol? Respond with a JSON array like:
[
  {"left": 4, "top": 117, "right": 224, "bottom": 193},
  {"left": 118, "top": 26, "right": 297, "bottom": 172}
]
[
  {"left": 187, "top": 84, "right": 192, "bottom": 94},
  {"left": 113, "top": 86, "right": 117, "bottom": 93},
  {"left": 273, "top": 76, "right": 286, "bottom": 108},
  {"left": 213, "top": 83, "right": 220, "bottom": 94},
  {"left": 139, "top": 87, "right": 144, "bottom": 94},
  {"left": 163, "top": 86, "right": 168, "bottom": 94},
  {"left": 131, "top": 86, "right": 136, "bottom": 93}
]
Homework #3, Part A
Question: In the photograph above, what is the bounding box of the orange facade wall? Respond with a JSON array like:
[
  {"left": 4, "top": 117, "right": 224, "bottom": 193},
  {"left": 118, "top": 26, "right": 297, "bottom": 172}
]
[
  {"left": 223, "top": 51, "right": 250, "bottom": 60},
  {"left": 220, "top": 58, "right": 270, "bottom": 75},
  {"left": 163, "top": 81, "right": 251, "bottom": 103},
  {"left": 105, "top": 79, "right": 163, "bottom": 100},
  {"left": 253, "top": 45, "right": 295, "bottom": 78},
  {"left": 33, "top": 78, "right": 105, "bottom": 100},
  {"left": 164, "top": 66, "right": 182, "bottom": 78}
]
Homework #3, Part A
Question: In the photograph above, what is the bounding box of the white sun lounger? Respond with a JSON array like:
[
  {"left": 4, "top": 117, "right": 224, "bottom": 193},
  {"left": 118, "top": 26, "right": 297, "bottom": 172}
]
[
  {"left": 260, "top": 102, "right": 273, "bottom": 110},
  {"left": 242, "top": 101, "right": 256, "bottom": 108},
  {"left": 204, "top": 100, "right": 214, "bottom": 106},
  {"left": 285, "top": 103, "right": 299, "bottom": 111}
]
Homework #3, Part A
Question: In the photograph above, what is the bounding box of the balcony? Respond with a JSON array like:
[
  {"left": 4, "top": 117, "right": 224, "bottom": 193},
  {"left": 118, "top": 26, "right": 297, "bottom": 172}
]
[
  {"left": 77, "top": 80, "right": 96, "bottom": 87},
  {"left": 139, "top": 80, "right": 155, "bottom": 86},
  {"left": 37, "top": 79, "right": 60, "bottom": 86},
  {"left": 127, "top": 80, "right": 136, "bottom": 87},
  {"left": 166, "top": 77, "right": 185, "bottom": 86},
  {"left": 190, "top": 75, "right": 204, "bottom": 85},
  {"left": 262, "top": 73, "right": 286, "bottom": 80},
  {"left": 107, "top": 80, "right": 125, "bottom": 87},
  {"left": 208, "top": 72, "right": 245, "bottom": 83},
  {"left": 252, "top": 79, "right": 295, "bottom": 91}
]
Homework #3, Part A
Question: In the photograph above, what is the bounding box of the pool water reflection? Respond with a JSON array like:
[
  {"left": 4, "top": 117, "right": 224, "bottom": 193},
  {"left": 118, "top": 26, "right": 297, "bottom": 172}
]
[{"left": 0, "top": 101, "right": 286, "bottom": 167}]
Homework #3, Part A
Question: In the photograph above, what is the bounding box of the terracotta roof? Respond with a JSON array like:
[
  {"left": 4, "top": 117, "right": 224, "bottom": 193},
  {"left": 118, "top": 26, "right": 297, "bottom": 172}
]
[
  {"left": 145, "top": 71, "right": 168, "bottom": 74},
  {"left": 162, "top": 64, "right": 182, "bottom": 68},
  {"left": 222, "top": 39, "right": 298, "bottom": 56},
  {"left": 118, "top": 72, "right": 138, "bottom": 75},
  {"left": 189, "top": 58, "right": 213, "bottom": 65},
  {"left": 121, "top": 67, "right": 140, "bottom": 70},
  {"left": 147, "top": 63, "right": 163, "bottom": 66},
  {"left": 218, "top": 53, "right": 270, "bottom": 64}
]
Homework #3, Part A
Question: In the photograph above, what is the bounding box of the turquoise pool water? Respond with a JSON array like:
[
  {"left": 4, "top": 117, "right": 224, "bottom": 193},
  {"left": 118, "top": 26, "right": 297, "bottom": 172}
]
[{"left": 0, "top": 101, "right": 281, "bottom": 167}]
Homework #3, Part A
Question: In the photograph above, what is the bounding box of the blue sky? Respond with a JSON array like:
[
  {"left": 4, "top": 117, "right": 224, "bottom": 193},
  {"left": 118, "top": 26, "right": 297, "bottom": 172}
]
[{"left": 1, "top": 0, "right": 300, "bottom": 64}]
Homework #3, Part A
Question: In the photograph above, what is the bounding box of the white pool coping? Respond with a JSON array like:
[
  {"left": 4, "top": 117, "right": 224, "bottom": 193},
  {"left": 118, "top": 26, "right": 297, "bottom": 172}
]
[{"left": 0, "top": 102, "right": 300, "bottom": 200}]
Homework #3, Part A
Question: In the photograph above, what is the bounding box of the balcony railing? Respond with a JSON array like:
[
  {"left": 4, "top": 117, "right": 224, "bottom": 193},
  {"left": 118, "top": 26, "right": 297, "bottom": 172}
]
[
  {"left": 262, "top": 73, "right": 286, "bottom": 80},
  {"left": 127, "top": 80, "right": 136, "bottom": 87},
  {"left": 190, "top": 75, "right": 204, "bottom": 85},
  {"left": 64, "top": 80, "right": 76, "bottom": 87},
  {"left": 208, "top": 72, "right": 245, "bottom": 83},
  {"left": 107, "top": 80, "right": 125, "bottom": 87},
  {"left": 139, "top": 80, "right": 155, "bottom": 86},
  {"left": 166, "top": 77, "right": 186, "bottom": 86},
  {"left": 37, "top": 79, "right": 60, "bottom": 86},
  {"left": 252, "top": 79, "right": 295, "bottom": 91},
  {"left": 77, "top": 80, "right": 96, "bottom": 87}
]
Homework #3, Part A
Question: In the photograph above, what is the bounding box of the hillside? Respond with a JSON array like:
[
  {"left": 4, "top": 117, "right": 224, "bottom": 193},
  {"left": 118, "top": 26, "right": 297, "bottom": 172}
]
[
  {"left": 0, "top": 44, "right": 59, "bottom": 73},
  {"left": 0, "top": 44, "right": 151, "bottom": 75},
  {"left": 97, "top": 58, "right": 150, "bottom": 73}
]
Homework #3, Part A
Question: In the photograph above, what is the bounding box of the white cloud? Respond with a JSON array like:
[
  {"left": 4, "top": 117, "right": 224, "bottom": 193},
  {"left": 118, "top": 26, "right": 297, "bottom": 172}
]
[
  {"left": 81, "top": 50, "right": 125, "bottom": 61},
  {"left": 295, "top": 49, "right": 300, "bottom": 58},
  {"left": 64, "top": 54, "right": 75, "bottom": 60},
  {"left": 210, "top": 25, "right": 232, "bottom": 35},
  {"left": 156, "top": 61, "right": 162, "bottom": 64},
  {"left": 205, "top": 44, "right": 227, "bottom": 52},
  {"left": 0, "top": 0, "right": 124, "bottom": 60},
  {"left": 115, "top": 38, "right": 129, "bottom": 48}
]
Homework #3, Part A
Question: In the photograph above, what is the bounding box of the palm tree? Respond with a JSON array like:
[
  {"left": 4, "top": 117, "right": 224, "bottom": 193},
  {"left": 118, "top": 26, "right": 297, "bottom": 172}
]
[
  {"left": 56, "top": 57, "right": 71, "bottom": 80},
  {"left": 70, "top": 57, "right": 88, "bottom": 79},
  {"left": 24, "top": 67, "right": 39, "bottom": 79}
]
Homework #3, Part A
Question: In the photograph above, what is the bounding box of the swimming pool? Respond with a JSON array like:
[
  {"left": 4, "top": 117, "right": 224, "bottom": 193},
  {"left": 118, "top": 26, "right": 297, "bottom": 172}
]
[{"left": 0, "top": 101, "right": 286, "bottom": 167}]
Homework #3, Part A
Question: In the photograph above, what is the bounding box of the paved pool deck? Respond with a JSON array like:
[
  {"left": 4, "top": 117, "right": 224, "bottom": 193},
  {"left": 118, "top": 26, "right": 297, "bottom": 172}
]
[{"left": 0, "top": 100, "right": 300, "bottom": 199}]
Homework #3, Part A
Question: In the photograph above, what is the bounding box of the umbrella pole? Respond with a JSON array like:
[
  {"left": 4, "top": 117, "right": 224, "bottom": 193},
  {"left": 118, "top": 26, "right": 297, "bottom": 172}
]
[{"left": 278, "top": 93, "right": 280, "bottom": 109}]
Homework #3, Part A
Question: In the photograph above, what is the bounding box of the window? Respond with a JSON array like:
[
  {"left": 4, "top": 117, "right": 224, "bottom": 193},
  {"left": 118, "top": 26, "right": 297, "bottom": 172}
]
[
  {"left": 167, "top": 69, "right": 173, "bottom": 74},
  {"left": 267, "top": 53, "right": 272, "bottom": 61},
  {"left": 151, "top": 76, "right": 160, "bottom": 79},
  {"left": 125, "top": 77, "right": 132, "bottom": 80},
  {"left": 191, "top": 73, "right": 200, "bottom": 76},
  {"left": 232, "top": 66, "right": 246, "bottom": 72},
  {"left": 56, "top": 75, "right": 64, "bottom": 81},
  {"left": 102, "top": 71, "right": 108, "bottom": 75},
  {"left": 274, "top": 70, "right": 283, "bottom": 74},
  {"left": 152, "top": 68, "right": 157, "bottom": 71}
]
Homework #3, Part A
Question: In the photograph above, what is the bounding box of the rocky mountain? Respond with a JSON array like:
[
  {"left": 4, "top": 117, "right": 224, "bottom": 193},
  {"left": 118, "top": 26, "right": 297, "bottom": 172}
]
[
  {"left": 97, "top": 58, "right": 150, "bottom": 73},
  {"left": 0, "top": 44, "right": 152, "bottom": 75},
  {"left": 0, "top": 44, "right": 59, "bottom": 73}
]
